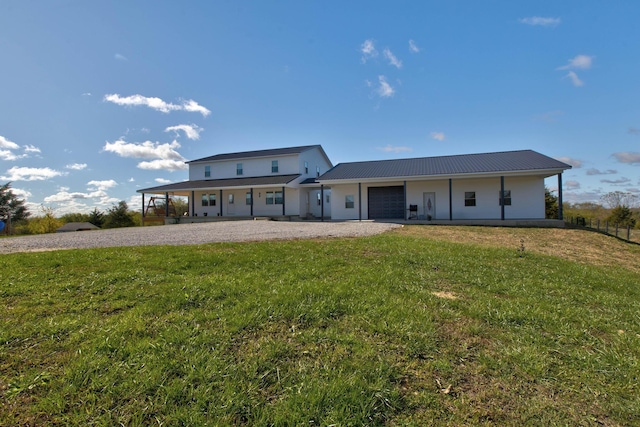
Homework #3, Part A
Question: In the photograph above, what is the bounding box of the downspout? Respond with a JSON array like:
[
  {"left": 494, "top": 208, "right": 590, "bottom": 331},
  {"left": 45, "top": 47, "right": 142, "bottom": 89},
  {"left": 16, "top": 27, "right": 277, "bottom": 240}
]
[
  {"left": 320, "top": 184, "right": 324, "bottom": 222},
  {"left": 449, "top": 179, "right": 453, "bottom": 221},
  {"left": 500, "top": 176, "right": 505, "bottom": 220},
  {"left": 358, "top": 183, "right": 362, "bottom": 221},
  {"left": 557, "top": 173, "right": 563, "bottom": 220}
]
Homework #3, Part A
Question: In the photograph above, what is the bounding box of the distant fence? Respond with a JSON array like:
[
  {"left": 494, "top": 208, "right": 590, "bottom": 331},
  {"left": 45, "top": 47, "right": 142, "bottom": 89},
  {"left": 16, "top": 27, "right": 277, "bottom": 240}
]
[{"left": 565, "top": 216, "right": 639, "bottom": 244}]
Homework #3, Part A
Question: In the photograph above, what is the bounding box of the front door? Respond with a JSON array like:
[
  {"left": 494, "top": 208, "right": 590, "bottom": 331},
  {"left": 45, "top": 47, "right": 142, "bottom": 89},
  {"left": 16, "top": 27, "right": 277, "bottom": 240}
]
[{"left": 423, "top": 192, "right": 435, "bottom": 220}]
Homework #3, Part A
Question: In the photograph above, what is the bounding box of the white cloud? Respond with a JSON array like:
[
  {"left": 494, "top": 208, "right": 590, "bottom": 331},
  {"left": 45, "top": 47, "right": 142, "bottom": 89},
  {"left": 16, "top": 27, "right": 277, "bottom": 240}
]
[
  {"left": 0, "top": 135, "right": 19, "bottom": 150},
  {"left": 165, "top": 124, "right": 203, "bottom": 140},
  {"left": 1, "top": 166, "right": 65, "bottom": 181},
  {"left": 556, "top": 157, "right": 582, "bottom": 168},
  {"left": 383, "top": 48, "right": 402, "bottom": 69},
  {"left": 114, "top": 53, "right": 128, "bottom": 61},
  {"left": 378, "top": 145, "right": 413, "bottom": 153},
  {"left": 558, "top": 54, "right": 594, "bottom": 70},
  {"left": 408, "top": 40, "right": 420, "bottom": 53},
  {"left": 586, "top": 168, "right": 617, "bottom": 175},
  {"left": 87, "top": 180, "right": 117, "bottom": 191},
  {"left": 104, "top": 94, "right": 211, "bottom": 117},
  {"left": 103, "top": 139, "right": 185, "bottom": 161},
  {"left": 0, "top": 150, "right": 19, "bottom": 161},
  {"left": 376, "top": 75, "right": 395, "bottom": 98},
  {"left": 565, "top": 180, "right": 581, "bottom": 189},
  {"left": 66, "top": 163, "right": 88, "bottom": 170},
  {"left": 519, "top": 16, "right": 561, "bottom": 27},
  {"left": 601, "top": 177, "right": 631, "bottom": 185},
  {"left": 138, "top": 159, "right": 188, "bottom": 171},
  {"left": 360, "top": 39, "right": 378, "bottom": 63},
  {"left": 565, "top": 71, "right": 584, "bottom": 87},
  {"left": 10, "top": 187, "right": 32, "bottom": 199},
  {"left": 155, "top": 178, "right": 172, "bottom": 184},
  {"left": 430, "top": 132, "right": 446, "bottom": 141},
  {"left": 613, "top": 152, "right": 640, "bottom": 164},
  {"left": 23, "top": 145, "right": 41, "bottom": 154}
]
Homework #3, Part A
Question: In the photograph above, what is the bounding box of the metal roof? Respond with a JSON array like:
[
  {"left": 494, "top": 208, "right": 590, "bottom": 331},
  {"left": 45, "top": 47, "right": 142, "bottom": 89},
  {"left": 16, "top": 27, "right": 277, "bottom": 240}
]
[
  {"left": 187, "top": 145, "right": 324, "bottom": 163},
  {"left": 318, "top": 150, "right": 571, "bottom": 181},
  {"left": 138, "top": 174, "right": 301, "bottom": 194}
]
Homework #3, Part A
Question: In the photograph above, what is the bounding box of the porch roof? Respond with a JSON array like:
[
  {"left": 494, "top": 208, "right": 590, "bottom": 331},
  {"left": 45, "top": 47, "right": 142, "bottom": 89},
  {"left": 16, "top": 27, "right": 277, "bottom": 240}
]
[
  {"left": 138, "top": 174, "right": 301, "bottom": 194},
  {"left": 318, "top": 149, "right": 571, "bottom": 182}
]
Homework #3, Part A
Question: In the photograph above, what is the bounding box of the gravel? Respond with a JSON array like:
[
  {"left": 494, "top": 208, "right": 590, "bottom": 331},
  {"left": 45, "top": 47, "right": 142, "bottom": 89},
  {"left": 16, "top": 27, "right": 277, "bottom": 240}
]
[{"left": 0, "top": 220, "right": 402, "bottom": 254}]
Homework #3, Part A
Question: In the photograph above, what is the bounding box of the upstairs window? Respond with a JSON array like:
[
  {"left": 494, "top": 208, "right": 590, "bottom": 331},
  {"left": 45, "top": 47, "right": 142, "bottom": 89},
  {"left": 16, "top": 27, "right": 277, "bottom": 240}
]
[
  {"left": 316, "top": 166, "right": 320, "bottom": 177},
  {"left": 204, "top": 165, "right": 211, "bottom": 178},
  {"left": 499, "top": 190, "right": 512, "bottom": 206},
  {"left": 272, "top": 160, "right": 279, "bottom": 173},
  {"left": 304, "top": 161, "right": 309, "bottom": 174},
  {"left": 464, "top": 192, "right": 476, "bottom": 207},
  {"left": 236, "top": 163, "right": 243, "bottom": 175}
]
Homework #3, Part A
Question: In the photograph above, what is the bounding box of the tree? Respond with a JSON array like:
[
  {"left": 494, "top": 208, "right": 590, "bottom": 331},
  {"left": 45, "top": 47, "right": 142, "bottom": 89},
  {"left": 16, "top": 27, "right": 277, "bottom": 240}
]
[
  {"left": 607, "top": 205, "right": 636, "bottom": 228},
  {"left": 0, "top": 182, "right": 30, "bottom": 222},
  {"left": 28, "top": 206, "right": 62, "bottom": 234},
  {"left": 103, "top": 201, "right": 136, "bottom": 229},
  {"left": 88, "top": 208, "right": 105, "bottom": 228},
  {"left": 60, "top": 212, "right": 91, "bottom": 223},
  {"left": 600, "top": 191, "right": 639, "bottom": 209},
  {"left": 545, "top": 187, "right": 558, "bottom": 219}
]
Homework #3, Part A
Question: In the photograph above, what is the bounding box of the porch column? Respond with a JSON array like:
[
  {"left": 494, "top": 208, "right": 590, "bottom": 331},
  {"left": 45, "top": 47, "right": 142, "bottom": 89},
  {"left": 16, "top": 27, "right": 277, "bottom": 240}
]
[
  {"left": 358, "top": 183, "right": 362, "bottom": 221},
  {"left": 404, "top": 181, "right": 407, "bottom": 220},
  {"left": 191, "top": 191, "right": 195, "bottom": 216},
  {"left": 449, "top": 179, "right": 453, "bottom": 221},
  {"left": 141, "top": 193, "right": 145, "bottom": 218},
  {"left": 220, "top": 189, "right": 223, "bottom": 216},
  {"left": 282, "top": 186, "right": 286, "bottom": 216},
  {"left": 320, "top": 185, "right": 324, "bottom": 222},
  {"left": 557, "top": 173, "right": 564, "bottom": 220},
  {"left": 500, "top": 176, "right": 505, "bottom": 220},
  {"left": 165, "top": 192, "right": 169, "bottom": 218},
  {"left": 250, "top": 188, "right": 254, "bottom": 217}
]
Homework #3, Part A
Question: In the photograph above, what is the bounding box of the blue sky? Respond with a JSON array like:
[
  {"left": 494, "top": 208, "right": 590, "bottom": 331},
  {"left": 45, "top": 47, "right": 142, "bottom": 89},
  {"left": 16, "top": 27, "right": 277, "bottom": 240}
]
[{"left": 1, "top": 1, "right": 639, "bottom": 215}]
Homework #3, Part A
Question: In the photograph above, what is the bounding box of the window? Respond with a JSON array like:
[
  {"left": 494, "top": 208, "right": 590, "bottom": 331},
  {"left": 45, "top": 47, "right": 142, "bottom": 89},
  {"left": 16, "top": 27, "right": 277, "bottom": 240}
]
[
  {"left": 499, "top": 190, "right": 512, "bottom": 206},
  {"left": 266, "top": 191, "right": 283, "bottom": 205},
  {"left": 464, "top": 192, "right": 476, "bottom": 207},
  {"left": 272, "top": 160, "right": 279, "bottom": 173},
  {"left": 209, "top": 193, "right": 216, "bottom": 206},
  {"left": 326, "top": 194, "right": 330, "bottom": 204},
  {"left": 228, "top": 194, "right": 234, "bottom": 204},
  {"left": 316, "top": 166, "right": 320, "bottom": 177},
  {"left": 204, "top": 165, "right": 211, "bottom": 178},
  {"left": 304, "top": 161, "right": 309, "bottom": 174},
  {"left": 317, "top": 192, "right": 322, "bottom": 205},
  {"left": 246, "top": 192, "right": 252, "bottom": 205},
  {"left": 201, "top": 194, "right": 209, "bottom": 207},
  {"left": 236, "top": 163, "right": 243, "bottom": 175},
  {"left": 345, "top": 195, "right": 355, "bottom": 209}
]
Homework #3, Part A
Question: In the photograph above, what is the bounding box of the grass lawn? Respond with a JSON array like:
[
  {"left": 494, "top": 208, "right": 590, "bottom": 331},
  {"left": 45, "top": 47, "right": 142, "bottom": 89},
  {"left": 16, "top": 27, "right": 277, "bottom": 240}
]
[{"left": 1, "top": 226, "right": 639, "bottom": 426}]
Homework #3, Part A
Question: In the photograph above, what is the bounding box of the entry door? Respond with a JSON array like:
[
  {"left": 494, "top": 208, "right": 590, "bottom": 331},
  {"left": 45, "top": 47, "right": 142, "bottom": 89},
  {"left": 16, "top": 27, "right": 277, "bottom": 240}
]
[{"left": 423, "top": 192, "right": 435, "bottom": 219}]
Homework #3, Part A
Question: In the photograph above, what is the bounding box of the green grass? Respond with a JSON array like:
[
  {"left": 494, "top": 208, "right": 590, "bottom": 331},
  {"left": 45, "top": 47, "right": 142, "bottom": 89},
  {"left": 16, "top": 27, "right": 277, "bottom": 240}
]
[{"left": 1, "top": 228, "right": 639, "bottom": 426}]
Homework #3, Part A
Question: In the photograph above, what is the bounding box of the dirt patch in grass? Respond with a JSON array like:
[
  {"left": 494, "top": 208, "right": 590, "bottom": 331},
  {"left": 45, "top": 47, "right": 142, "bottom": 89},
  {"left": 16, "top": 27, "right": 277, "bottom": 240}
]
[
  {"left": 432, "top": 291, "right": 458, "bottom": 300},
  {"left": 396, "top": 226, "right": 640, "bottom": 274}
]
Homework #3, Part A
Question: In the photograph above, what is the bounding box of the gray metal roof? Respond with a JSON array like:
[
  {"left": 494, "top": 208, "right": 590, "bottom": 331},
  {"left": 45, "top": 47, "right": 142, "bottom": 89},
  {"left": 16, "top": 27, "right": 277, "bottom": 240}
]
[
  {"left": 188, "top": 145, "right": 324, "bottom": 163},
  {"left": 318, "top": 150, "right": 571, "bottom": 181},
  {"left": 138, "top": 174, "right": 301, "bottom": 194}
]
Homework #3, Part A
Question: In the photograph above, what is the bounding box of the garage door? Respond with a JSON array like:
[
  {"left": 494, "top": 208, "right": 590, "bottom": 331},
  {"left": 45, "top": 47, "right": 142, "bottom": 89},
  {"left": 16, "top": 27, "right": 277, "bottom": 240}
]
[{"left": 368, "top": 186, "right": 405, "bottom": 219}]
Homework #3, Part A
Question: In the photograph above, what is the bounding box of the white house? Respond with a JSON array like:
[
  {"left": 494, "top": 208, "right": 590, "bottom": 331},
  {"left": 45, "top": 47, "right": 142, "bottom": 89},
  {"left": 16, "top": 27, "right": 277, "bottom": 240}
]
[
  {"left": 138, "top": 146, "right": 571, "bottom": 224},
  {"left": 138, "top": 145, "right": 333, "bottom": 222},
  {"left": 318, "top": 149, "right": 571, "bottom": 221}
]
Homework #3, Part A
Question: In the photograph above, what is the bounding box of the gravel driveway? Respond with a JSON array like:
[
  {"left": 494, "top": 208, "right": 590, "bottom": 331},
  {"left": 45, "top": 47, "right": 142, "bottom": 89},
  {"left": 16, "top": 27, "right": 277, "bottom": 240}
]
[{"left": 0, "top": 221, "right": 402, "bottom": 254}]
